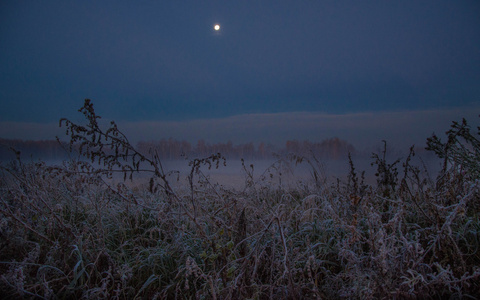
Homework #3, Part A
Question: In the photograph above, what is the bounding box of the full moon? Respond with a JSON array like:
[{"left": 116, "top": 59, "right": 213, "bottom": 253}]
[{"left": 214, "top": 24, "right": 220, "bottom": 31}]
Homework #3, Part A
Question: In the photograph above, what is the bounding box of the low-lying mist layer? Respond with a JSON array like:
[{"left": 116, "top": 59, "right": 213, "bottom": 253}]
[{"left": 0, "top": 100, "right": 479, "bottom": 299}]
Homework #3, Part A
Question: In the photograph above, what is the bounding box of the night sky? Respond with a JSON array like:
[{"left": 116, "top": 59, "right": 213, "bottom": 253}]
[{"left": 1, "top": 1, "right": 479, "bottom": 150}]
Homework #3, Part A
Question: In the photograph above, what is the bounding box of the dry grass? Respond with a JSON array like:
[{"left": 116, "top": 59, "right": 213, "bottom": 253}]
[{"left": 0, "top": 100, "right": 479, "bottom": 299}]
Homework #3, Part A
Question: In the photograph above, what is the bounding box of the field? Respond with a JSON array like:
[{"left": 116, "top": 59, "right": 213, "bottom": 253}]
[{"left": 1, "top": 101, "right": 479, "bottom": 299}]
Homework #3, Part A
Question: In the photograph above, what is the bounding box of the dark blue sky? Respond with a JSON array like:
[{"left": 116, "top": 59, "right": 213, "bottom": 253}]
[{"left": 1, "top": 1, "right": 480, "bottom": 148}]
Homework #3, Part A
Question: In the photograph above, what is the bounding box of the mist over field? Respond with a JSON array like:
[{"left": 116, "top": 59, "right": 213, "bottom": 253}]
[
  {"left": 1, "top": 132, "right": 444, "bottom": 190},
  {"left": 150, "top": 154, "right": 444, "bottom": 190}
]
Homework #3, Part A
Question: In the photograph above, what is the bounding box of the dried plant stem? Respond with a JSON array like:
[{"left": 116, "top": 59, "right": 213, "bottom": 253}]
[{"left": 2, "top": 206, "right": 54, "bottom": 245}]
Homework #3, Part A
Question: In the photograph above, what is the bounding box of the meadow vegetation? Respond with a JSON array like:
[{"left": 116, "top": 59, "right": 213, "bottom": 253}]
[{"left": 0, "top": 100, "right": 479, "bottom": 299}]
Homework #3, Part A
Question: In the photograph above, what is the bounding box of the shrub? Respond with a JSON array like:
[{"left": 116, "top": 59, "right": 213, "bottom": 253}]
[{"left": 426, "top": 116, "right": 480, "bottom": 178}]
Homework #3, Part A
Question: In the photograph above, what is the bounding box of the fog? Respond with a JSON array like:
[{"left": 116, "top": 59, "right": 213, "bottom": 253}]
[
  {"left": 2, "top": 144, "right": 444, "bottom": 192},
  {"left": 120, "top": 154, "right": 444, "bottom": 191}
]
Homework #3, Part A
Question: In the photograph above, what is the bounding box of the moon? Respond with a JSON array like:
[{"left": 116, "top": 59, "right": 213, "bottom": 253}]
[{"left": 214, "top": 24, "right": 220, "bottom": 31}]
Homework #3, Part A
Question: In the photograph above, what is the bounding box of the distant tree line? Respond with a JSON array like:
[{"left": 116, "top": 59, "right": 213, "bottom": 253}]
[
  {"left": 285, "top": 138, "right": 355, "bottom": 160},
  {"left": 0, "top": 138, "right": 69, "bottom": 161},
  {"left": 0, "top": 137, "right": 356, "bottom": 161},
  {"left": 129, "top": 137, "right": 356, "bottom": 160}
]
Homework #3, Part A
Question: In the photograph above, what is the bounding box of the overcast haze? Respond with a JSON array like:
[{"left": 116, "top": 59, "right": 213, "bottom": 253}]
[{"left": 1, "top": 1, "right": 479, "bottom": 150}]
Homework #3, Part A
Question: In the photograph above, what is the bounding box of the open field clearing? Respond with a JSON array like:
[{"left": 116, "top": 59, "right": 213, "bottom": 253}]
[{"left": 1, "top": 101, "right": 479, "bottom": 299}]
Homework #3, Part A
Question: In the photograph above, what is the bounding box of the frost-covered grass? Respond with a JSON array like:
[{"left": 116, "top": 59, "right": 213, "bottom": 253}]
[
  {"left": 1, "top": 150, "right": 479, "bottom": 299},
  {"left": 1, "top": 100, "right": 479, "bottom": 299}
]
